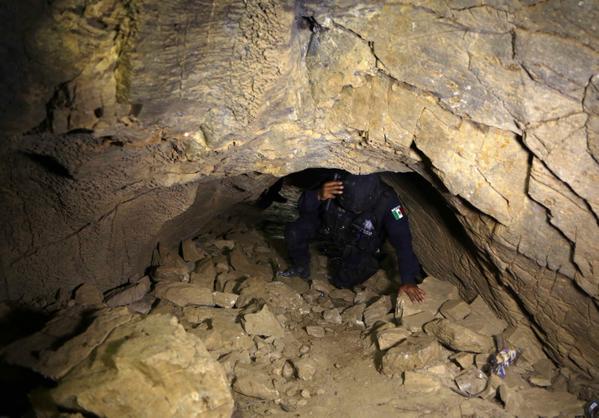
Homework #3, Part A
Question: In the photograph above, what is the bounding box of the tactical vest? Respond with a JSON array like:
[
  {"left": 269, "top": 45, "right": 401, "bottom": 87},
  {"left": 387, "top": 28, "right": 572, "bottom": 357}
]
[{"left": 320, "top": 190, "right": 391, "bottom": 256}]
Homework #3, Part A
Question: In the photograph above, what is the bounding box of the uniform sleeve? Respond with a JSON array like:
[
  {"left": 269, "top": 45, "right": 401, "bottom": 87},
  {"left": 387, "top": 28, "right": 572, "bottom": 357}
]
[
  {"left": 382, "top": 194, "right": 421, "bottom": 285},
  {"left": 298, "top": 190, "right": 321, "bottom": 214}
]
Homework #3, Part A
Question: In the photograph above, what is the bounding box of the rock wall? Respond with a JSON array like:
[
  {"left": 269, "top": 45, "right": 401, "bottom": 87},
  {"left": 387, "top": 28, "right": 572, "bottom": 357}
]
[{"left": 0, "top": 0, "right": 597, "bottom": 380}]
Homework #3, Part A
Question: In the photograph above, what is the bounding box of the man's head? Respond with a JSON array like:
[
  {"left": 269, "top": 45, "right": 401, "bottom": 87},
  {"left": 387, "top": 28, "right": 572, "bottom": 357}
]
[{"left": 337, "top": 173, "right": 381, "bottom": 213}]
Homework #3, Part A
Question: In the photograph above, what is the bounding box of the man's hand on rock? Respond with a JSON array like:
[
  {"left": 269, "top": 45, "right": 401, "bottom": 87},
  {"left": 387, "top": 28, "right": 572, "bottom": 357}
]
[
  {"left": 318, "top": 181, "right": 344, "bottom": 200},
  {"left": 399, "top": 284, "right": 426, "bottom": 303}
]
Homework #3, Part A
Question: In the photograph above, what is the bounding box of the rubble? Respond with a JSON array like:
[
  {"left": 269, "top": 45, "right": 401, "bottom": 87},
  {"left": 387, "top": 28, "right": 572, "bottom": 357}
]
[
  {"left": 305, "top": 325, "right": 325, "bottom": 338},
  {"left": 363, "top": 296, "right": 392, "bottom": 327},
  {"left": 73, "top": 283, "right": 103, "bottom": 306},
  {"left": 460, "top": 296, "right": 507, "bottom": 337},
  {"left": 236, "top": 280, "right": 309, "bottom": 316},
  {"left": 376, "top": 326, "right": 411, "bottom": 351},
  {"left": 233, "top": 367, "right": 279, "bottom": 400},
  {"left": 152, "top": 265, "right": 190, "bottom": 282},
  {"left": 282, "top": 361, "right": 295, "bottom": 379},
  {"left": 8, "top": 226, "right": 587, "bottom": 418},
  {"left": 213, "top": 291, "right": 238, "bottom": 308},
  {"left": 341, "top": 303, "right": 365, "bottom": 326},
  {"left": 322, "top": 308, "right": 342, "bottom": 324},
  {"left": 382, "top": 335, "right": 443, "bottom": 375},
  {"left": 396, "top": 276, "right": 459, "bottom": 319},
  {"left": 450, "top": 352, "right": 474, "bottom": 369},
  {"left": 424, "top": 318, "right": 495, "bottom": 353},
  {"left": 329, "top": 288, "right": 355, "bottom": 304},
  {"left": 154, "top": 282, "right": 214, "bottom": 307},
  {"left": 311, "top": 278, "right": 335, "bottom": 295},
  {"left": 293, "top": 358, "right": 317, "bottom": 381},
  {"left": 181, "top": 239, "right": 205, "bottom": 262},
  {"left": 39, "top": 314, "right": 234, "bottom": 417},
  {"left": 191, "top": 259, "right": 217, "bottom": 289},
  {"left": 402, "top": 310, "right": 435, "bottom": 332},
  {"left": 403, "top": 371, "right": 442, "bottom": 393},
  {"left": 214, "top": 239, "right": 235, "bottom": 250},
  {"left": 241, "top": 305, "right": 285, "bottom": 338},
  {"left": 105, "top": 276, "right": 151, "bottom": 307},
  {"left": 439, "top": 299, "right": 471, "bottom": 321}
]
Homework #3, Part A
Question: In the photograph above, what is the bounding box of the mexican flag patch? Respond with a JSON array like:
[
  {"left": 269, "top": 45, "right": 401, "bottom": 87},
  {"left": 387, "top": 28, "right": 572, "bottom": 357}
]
[{"left": 391, "top": 205, "right": 405, "bottom": 220}]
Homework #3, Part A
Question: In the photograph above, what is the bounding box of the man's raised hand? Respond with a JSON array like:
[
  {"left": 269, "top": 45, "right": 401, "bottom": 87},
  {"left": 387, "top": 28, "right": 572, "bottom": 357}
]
[{"left": 318, "top": 181, "right": 344, "bottom": 200}]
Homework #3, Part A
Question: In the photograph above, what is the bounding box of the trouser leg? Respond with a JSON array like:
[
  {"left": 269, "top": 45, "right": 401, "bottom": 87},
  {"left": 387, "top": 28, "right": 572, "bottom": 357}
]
[
  {"left": 284, "top": 215, "right": 320, "bottom": 268},
  {"left": 329, "top": 247, "right": 379, "bottom": 289}
]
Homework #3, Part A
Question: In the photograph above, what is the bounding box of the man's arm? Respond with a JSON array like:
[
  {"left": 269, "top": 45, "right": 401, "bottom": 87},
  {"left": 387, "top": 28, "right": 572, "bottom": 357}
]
[{"left": 382, "top": 195, "right": 426, "bottom": 303}]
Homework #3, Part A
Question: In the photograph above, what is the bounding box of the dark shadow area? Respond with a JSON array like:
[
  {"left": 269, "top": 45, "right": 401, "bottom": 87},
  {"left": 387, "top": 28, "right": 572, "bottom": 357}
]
[
  {"left": 388, "top": 172, "right": 481, "bottom": 256},
  {"left": 0, "top": 304, "right": 102, "bottom": 417},
  {"left": 20, "top": 152, "right": 74, "bottom": 179},
  {"left": 0, "top": 305, "right": 54, "bottom": 417}
]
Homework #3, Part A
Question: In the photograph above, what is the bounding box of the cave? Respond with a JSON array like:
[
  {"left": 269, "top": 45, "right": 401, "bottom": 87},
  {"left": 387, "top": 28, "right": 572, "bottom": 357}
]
[{"left": 1, "top": 0, "right": 598, "bottom": 417}]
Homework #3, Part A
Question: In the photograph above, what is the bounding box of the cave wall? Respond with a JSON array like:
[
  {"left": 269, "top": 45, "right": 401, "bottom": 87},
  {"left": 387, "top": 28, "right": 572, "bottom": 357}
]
[{"left": 0, "top": 0, "right": 598, "bottom": 379}]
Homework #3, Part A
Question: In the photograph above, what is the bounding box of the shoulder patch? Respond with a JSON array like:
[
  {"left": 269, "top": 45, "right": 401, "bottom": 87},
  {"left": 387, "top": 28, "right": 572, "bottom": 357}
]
[{"left": 391, "top": 205, "right": 405, "bottom": 220}]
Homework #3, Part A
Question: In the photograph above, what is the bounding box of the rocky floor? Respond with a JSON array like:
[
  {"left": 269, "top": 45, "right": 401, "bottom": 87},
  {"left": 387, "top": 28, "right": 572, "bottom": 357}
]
[{"left": 0, "top": 210, "right": 589, "bottom": 417}]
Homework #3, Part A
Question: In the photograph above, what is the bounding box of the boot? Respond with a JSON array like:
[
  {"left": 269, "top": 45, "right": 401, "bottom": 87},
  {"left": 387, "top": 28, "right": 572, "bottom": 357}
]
[{"left": 277, "top": 265, "right": 310, "bottom": 280}]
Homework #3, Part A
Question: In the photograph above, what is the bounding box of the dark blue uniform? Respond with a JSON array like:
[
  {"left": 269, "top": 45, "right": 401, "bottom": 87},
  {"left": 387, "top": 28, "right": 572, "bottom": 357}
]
[{"left": 284, "top": 174, "right": 421, "bottom": 288}]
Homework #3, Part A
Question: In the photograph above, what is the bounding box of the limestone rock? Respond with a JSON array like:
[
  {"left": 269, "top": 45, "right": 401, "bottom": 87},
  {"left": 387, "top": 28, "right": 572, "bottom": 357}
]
[
  {"left": 154, "top": 282, "right": 214, "bottom": 307},
  {"left": 282, "top": 360, "right": 295, "bottom": 379},
  {"left": 36, "top": 308, "right": 135, "bottom": 380},
  {"left": 44, "top": 314, "right": 234, "bottom": 418},
  {"left": 282, "top": 277, "right": 310, "bottom": 294},
  {"left": 329, "top": 288, "right": 355, "bottom": 304},
  {"left": 529, "top": 374, "right": 552, "bottom": 387},
  {"left": 403, "top": 371, "right": 441, "bottom": 393},
  {"left": 424, "top": 318, "right": 494, "bottom": 353},
  {"left": 213, "top": 292, "right": 238, "bottom": 308},
  {"left": 128, "top": 294, "right": 155, "bottom": 314},
  {"left": 105, "top": 276, "right": 151, "bottom": 308},
  {"left": 376, "top": 326, "right": 411, "bottom": 351},
  {"left": 305, "top": 326, "right": 325, "bottom": 338},
  {"left": 214, "top": 272, "right": 243, "bottom": 293},
  {"left": 293, "top": 358, "right": 317, "bottom": 381},
  {"left": 229, "top": 248, "right": 255, "bottom": 275},
  {"left": 504, "top": 325, "right": 548, "bottom": 364},
  {"left": 73, "top": 283, "right": 103, "bottom": 306},
  {"left": 362, "top": 271, "right": 394, "bottom": 293},
  {"left": 1, "top": 306, "right": 127, "bottom": 377},
  {"left": 459, "top": 296, "right": 507, "bottom": 337},
  {"left": 311, "top": 279, "right": 335, "bottom": 295},
  {"left": 219, "top": 350, "right": 251, "bottom": 381},
  {"left": 302, "top": 289, "right": 323, "bottom": 305},
  {"left": 241, "top": 305, "right": 284, "bottom": 338},
  {"left": 236, "top": 280, "right": 309, "bottom": 317},
  {"left": 215, "top": 262, "right": 230, "bottom": 274},
  {"left": 233, "top": 366, "right": 279, "bottom": 400},
  {"left": 382, "top": 335, "right": 443, "bottom": 375},
  {"left": 341, "top": 303, "right": 366, "bottom": 326},
  {"left": 192, "top": 259, "right": 217, "bottom": 289},
  {"left": 439, "top": 299, "right": 471, "bottom": 321},
  {"left": 402, "top": 311, "right": 435, "bottom": 332},
  {"left": 450, "top": 352, "right": 474, "bottom": 369},
  {"left": 396, "top": 276, "right": 459, "bottom": 319},
  {"left": 322, "top": 308, "right": 342, "bottom": 324},
  {"left": 152, "top": 266, "right": 190, "bottom": 283},
  {"left": 214, "top": 240, "right": 235, "bottom": 251},
  {"left": 353, "top": 288, "right": 378, "bottom": 305},
  {"left": 363, "top": 296, "right": 392, "bottom": 327},
  {"left": 184, "top": 307, "right": 253, "bottom": 356},
  {"left": 181, "top": 239, "right": 205, "bottom": 262}
]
